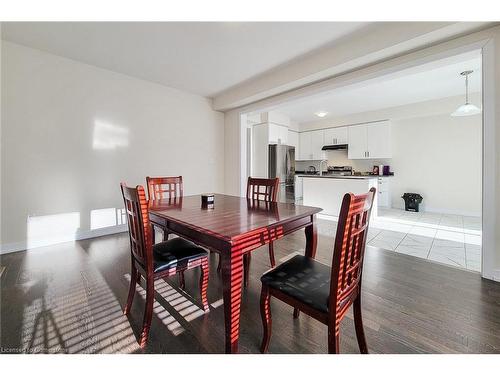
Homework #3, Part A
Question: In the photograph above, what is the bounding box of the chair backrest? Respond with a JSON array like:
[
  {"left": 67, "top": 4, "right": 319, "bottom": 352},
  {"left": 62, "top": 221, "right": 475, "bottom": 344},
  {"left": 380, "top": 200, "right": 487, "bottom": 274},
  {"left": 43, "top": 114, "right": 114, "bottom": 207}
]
[
  {"left": 120, "top": 183, "right": 153, "bottom": 270},
  {"left": 329, "top": 187, "right": 376, "bottom": 324},
  {"left": 146, "top": 176, "right": 183, "bottom": 201},
  {"left": 246, "top": 177, "right": 279, "bottom": 202}
]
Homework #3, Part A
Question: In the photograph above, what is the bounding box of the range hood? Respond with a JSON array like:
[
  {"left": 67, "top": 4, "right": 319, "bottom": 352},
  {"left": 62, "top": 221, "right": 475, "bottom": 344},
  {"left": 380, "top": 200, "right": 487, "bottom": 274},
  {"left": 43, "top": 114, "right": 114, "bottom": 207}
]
[{"left": 321, "top": 144, "right": 348, "bottom": 151}]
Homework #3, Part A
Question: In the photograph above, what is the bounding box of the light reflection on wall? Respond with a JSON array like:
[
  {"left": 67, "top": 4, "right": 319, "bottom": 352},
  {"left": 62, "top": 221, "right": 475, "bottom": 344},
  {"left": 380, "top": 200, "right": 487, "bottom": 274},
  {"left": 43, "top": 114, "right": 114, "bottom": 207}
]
[
  {"left": 90, "top": 208, "right": 126, "bottom": 230},
  {"left": 92, "top": 120, "right": 129, "bottom": 150},
  {"left": 27, "top": 212, "right": 80, "bottom": 249}
]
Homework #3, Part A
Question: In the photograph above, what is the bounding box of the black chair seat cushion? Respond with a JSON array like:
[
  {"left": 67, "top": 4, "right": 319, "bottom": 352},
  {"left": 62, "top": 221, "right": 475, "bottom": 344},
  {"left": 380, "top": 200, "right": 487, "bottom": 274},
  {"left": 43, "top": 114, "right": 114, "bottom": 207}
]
[
  {"left": 153, "top": 237, "right": 208, "bottom": 273},
  {"left": 261, "top": 255, "right": 331, "bottom": 313}
]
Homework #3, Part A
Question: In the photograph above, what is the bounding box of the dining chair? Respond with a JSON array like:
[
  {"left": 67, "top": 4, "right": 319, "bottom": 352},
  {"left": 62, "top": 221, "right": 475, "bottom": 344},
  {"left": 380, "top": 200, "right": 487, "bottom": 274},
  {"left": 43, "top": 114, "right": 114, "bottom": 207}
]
[
  {"left": 245, "top": 177, "right": 280, "bottom": 286},
  {"left": 216, "top": 177, "right": 280, "bottom": 288},
  {"left": 121, "top": 182, "right": 209, "bottom": 348},
  {"left": 146, "top": 176, "right": 188, "bottom": 288},
  {"left": 259, "top": 187, "right": 376, "bottom": 354},
  {"left": 146, "top": 176, "right": 183, "bottom": 242}
]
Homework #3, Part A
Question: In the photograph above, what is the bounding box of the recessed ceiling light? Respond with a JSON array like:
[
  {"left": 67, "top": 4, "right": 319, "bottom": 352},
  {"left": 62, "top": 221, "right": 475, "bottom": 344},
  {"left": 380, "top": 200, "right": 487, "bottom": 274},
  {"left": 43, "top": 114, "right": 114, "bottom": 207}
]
[{"left": 315, "top": 111, "right": 328, "bottom": 118}]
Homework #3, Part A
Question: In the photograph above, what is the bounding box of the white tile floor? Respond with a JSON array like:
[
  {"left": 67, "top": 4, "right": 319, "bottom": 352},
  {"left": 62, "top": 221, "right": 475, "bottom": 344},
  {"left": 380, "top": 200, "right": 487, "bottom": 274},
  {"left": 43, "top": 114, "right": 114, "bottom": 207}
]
[{"left": 367, "top": 208, "right": 482, "bottom": 272}]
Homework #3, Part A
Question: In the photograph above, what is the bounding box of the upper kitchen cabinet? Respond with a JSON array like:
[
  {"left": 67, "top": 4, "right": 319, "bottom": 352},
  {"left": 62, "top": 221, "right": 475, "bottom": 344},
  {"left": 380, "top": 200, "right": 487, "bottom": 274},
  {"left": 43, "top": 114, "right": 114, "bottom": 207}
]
[
  {"left": 348, "top": 120, "right": 392, "bottom": 159},
  {"left": 367, "top": 121, "right": 392, "bottom": 159},
  {"left": 323, "top": 126, "right": 348, "bottom": 145},
  {"left": 268, "top": 123, "right": 289, "bottom": 144},
  {"left": 347, "top": 124, "right": 367, "bottom": 159},
  {"left": 253, "top": 122, "right": 289, "bottom": 145},
  {"left": 299, "top": 131, "right": 312, "bottom": 160},
  {"left": 298, "top": 130, "right": 325, "bottom": 160},
  {"left": 311, "top": 130, "right": 326, "bottom": 160}
]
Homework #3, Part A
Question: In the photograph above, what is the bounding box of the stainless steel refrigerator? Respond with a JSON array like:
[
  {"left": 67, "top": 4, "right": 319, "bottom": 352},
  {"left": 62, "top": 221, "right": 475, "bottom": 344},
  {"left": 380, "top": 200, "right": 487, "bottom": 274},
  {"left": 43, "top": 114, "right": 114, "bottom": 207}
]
[{"left": 268, "top": 144, "right": 295, "bottom": 203}]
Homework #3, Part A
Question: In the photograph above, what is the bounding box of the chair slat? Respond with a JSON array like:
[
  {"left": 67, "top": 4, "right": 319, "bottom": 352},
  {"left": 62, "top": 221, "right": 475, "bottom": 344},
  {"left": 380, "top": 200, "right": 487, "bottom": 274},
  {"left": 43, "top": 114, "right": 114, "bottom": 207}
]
[{"left": 146, "top": 176, "right": 183, "bottom": 201}]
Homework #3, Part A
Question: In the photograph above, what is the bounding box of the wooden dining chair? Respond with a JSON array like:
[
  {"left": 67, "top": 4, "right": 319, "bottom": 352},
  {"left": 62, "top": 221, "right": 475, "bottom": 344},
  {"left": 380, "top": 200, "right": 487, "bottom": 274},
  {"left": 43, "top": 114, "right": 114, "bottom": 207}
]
[
  {"left": 146, "top": 176, "right": 183, "bottom": 242},
  {"left": 216, "top": 177, "right": 280, "bottom": 288},
  {"left": 121, "top": 182, "right": 209, "bottom": 348},
  {"left": 244, "top": 177, "right": 280, "bottom": 286},
  {"left": 259, "top": 187, "right": 376, "bottom": 354},
  {"left": 146, "top": 176, "right": 188, "bottom": 288}
]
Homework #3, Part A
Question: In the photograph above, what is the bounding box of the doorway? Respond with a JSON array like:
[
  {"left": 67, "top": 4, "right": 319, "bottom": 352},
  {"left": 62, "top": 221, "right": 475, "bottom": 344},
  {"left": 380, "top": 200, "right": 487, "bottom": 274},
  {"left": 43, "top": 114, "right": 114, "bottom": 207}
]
[{"left": 239, "top": 46, "right": 487, "bottom": 275}]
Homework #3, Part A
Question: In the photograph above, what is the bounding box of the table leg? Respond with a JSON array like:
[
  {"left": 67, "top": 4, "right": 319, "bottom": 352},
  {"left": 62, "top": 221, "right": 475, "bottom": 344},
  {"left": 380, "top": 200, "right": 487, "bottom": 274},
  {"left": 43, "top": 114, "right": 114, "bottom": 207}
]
[
  {"left": 305, "top": 214, "right": 318, "bottom": 259},
  {"left": 221, "top": 247, "right": 244, "bottom": 354}
]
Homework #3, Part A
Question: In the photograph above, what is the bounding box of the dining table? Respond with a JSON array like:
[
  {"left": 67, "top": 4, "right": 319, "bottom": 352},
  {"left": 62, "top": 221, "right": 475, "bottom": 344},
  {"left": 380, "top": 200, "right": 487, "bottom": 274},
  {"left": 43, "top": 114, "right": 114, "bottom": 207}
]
[{"left": 148, "top": 193, "right": 322, "bottom": 353}]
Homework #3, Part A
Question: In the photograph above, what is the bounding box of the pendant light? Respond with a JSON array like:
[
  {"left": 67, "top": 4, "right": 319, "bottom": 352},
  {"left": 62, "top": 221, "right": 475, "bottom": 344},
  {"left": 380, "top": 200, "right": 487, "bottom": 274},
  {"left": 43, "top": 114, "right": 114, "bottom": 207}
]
[{"left": 451, "top": 70, "right": 481, "bottom": 117}]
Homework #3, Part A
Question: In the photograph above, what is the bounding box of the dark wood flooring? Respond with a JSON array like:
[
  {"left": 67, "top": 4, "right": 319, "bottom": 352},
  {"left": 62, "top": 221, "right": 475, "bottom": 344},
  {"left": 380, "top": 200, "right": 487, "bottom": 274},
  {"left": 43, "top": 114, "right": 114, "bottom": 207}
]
[{"left": 1, "top": 219, "right": 500, "bottom": 354}]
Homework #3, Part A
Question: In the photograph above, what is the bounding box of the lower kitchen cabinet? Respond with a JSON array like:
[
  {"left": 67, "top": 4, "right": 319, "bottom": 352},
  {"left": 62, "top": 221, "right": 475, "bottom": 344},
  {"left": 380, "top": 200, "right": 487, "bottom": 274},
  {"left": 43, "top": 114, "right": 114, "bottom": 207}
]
[{"left": 377, "top": 177, "right": 391, "bottom": 208}]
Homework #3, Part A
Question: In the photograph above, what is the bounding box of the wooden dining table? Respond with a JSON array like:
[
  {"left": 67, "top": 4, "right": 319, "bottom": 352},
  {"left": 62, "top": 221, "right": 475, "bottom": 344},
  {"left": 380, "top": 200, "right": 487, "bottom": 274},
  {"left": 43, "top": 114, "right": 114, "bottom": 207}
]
[{"left": 148, "top": 194, "right": 322, "bottom": 353}]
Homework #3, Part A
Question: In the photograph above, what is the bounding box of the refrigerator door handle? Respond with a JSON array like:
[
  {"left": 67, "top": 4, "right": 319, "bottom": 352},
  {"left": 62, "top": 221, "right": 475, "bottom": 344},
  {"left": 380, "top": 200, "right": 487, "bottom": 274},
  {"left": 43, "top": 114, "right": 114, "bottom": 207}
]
[{"left": 285, "top": 150, "right": 289, "bottom": 183}]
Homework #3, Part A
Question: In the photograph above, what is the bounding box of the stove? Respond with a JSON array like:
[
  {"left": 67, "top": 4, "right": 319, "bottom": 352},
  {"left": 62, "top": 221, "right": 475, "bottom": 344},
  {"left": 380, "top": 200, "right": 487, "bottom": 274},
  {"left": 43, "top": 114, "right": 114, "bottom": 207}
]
[{"left": 326, "top": 166, "right": 353, "bottom": 176}]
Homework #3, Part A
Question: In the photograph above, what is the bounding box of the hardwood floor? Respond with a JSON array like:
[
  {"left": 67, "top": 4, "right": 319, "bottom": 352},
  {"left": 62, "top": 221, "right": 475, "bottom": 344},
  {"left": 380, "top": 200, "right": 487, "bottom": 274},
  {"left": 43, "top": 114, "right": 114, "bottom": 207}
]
[{"left": 1, "top": 219, "right": 499, "bottom": 354}]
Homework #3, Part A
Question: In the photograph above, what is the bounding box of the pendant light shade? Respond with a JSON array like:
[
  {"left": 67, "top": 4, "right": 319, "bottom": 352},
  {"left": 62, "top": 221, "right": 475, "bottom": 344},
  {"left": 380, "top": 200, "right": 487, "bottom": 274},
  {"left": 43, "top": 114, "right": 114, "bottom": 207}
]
[
  {"left": 451, "top": 70, "right": 481, "bottom": 117},
  {"left": 451, "top": 103, "right": 481, "bottom": 117}
]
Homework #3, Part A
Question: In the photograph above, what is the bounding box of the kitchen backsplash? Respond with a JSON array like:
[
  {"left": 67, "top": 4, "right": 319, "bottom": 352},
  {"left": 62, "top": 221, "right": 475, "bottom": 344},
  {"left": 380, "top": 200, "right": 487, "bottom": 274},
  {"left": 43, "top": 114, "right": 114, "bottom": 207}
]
[{"left": 296, "top": 150, "right": 392, "bottom": 173}]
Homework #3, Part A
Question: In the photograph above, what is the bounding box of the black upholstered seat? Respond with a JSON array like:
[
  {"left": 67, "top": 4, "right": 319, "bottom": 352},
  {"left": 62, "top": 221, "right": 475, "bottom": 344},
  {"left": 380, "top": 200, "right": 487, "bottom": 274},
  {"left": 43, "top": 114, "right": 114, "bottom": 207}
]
[
  {"left": 153, "top": 237, "right": 208, "bottom": 273},
  {"left": 261, "top": 255, "right": 331, "bottom": 313}
]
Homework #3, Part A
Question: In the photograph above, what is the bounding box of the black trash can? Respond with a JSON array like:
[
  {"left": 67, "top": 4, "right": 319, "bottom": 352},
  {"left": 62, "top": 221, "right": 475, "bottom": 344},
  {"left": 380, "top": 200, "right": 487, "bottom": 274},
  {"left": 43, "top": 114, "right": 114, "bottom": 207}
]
[{"left": 401, "top": 193, "right": 423, "bottom": 212}]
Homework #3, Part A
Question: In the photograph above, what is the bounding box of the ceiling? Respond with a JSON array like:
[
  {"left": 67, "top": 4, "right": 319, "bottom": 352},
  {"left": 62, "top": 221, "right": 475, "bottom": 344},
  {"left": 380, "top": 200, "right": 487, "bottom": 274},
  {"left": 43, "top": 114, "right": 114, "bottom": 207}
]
[
  {"left": 1, "top": 22, "right": 370, "bottom": 98},
  {"left": 271, "top": 50, "right": 482, "bottom": 123}
]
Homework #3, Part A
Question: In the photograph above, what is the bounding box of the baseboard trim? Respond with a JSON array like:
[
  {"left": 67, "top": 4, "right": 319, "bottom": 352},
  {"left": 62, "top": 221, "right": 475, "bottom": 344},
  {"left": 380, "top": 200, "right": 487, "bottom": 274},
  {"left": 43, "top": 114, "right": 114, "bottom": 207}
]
[
  {"left": 317, "top": 213, "right": 339, "bottom": 221},
  {"left": 483, "top": 269, "right": 500, "bottom": 282},
  {"left": 0, "top": 224, "right": 128, "bottom": 255},
  {"left": 390, "top": 204, "right": 481, "bottom": 217}
]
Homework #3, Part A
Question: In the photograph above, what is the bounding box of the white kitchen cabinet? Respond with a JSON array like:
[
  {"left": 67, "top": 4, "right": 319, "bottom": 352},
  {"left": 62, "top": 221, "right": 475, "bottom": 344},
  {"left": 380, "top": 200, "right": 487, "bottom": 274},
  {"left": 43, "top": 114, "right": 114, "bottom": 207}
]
[
  {"left": 299, "top": 132, "right": 312, "bottom": 160},
  {"left": 377, "top": 177, "right": 391, "bottom": 208},
  {"left": 348, "top": 120, "right": 391, "bottom": 159},
  {"left": 268, "top": 123, "right": 288, "bottom": 144},
  {"left": 311, "top": 130, "right": 326, "bottom": 160},
  {"left": 299, "top": 130, "right": 325, "bottom": 160},
  {"left": 347, "top": 124, "right": 368, "bottom": 159},
  {"left": 288, "top": 130, "right": 299, "bottom": 157},
  {"left": 251, "top": 123, "right": 269, "bottom": 178},
  {"left": 367, "top": 121, "right": 392, "bottom": 159},
  {"left": 323, "top": 127, "right": 348, "bottom": 145},
  {"left": 294, "top": 175, "right": 303, "bottom": 199}
]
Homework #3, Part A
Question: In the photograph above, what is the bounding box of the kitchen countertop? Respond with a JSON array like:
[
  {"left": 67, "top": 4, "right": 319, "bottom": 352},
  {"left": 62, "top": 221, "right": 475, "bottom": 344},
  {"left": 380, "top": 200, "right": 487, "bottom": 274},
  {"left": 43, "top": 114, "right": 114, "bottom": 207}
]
[{"left": 296, "top": 174, "right": 379, "bottom": 180}]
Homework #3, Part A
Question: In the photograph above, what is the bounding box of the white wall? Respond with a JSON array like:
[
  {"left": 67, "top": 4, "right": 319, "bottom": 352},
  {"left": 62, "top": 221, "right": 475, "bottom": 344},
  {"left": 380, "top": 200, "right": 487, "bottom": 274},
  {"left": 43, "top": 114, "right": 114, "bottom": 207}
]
[
  {"left": 1, "top": 42, "right": 225, "bottom": 252},
  {"left": 391, "top": 114, "right": 481, "bottom": 215},
  {"left": 224, "top": 109, "right": 241, "bottom": 197}
]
